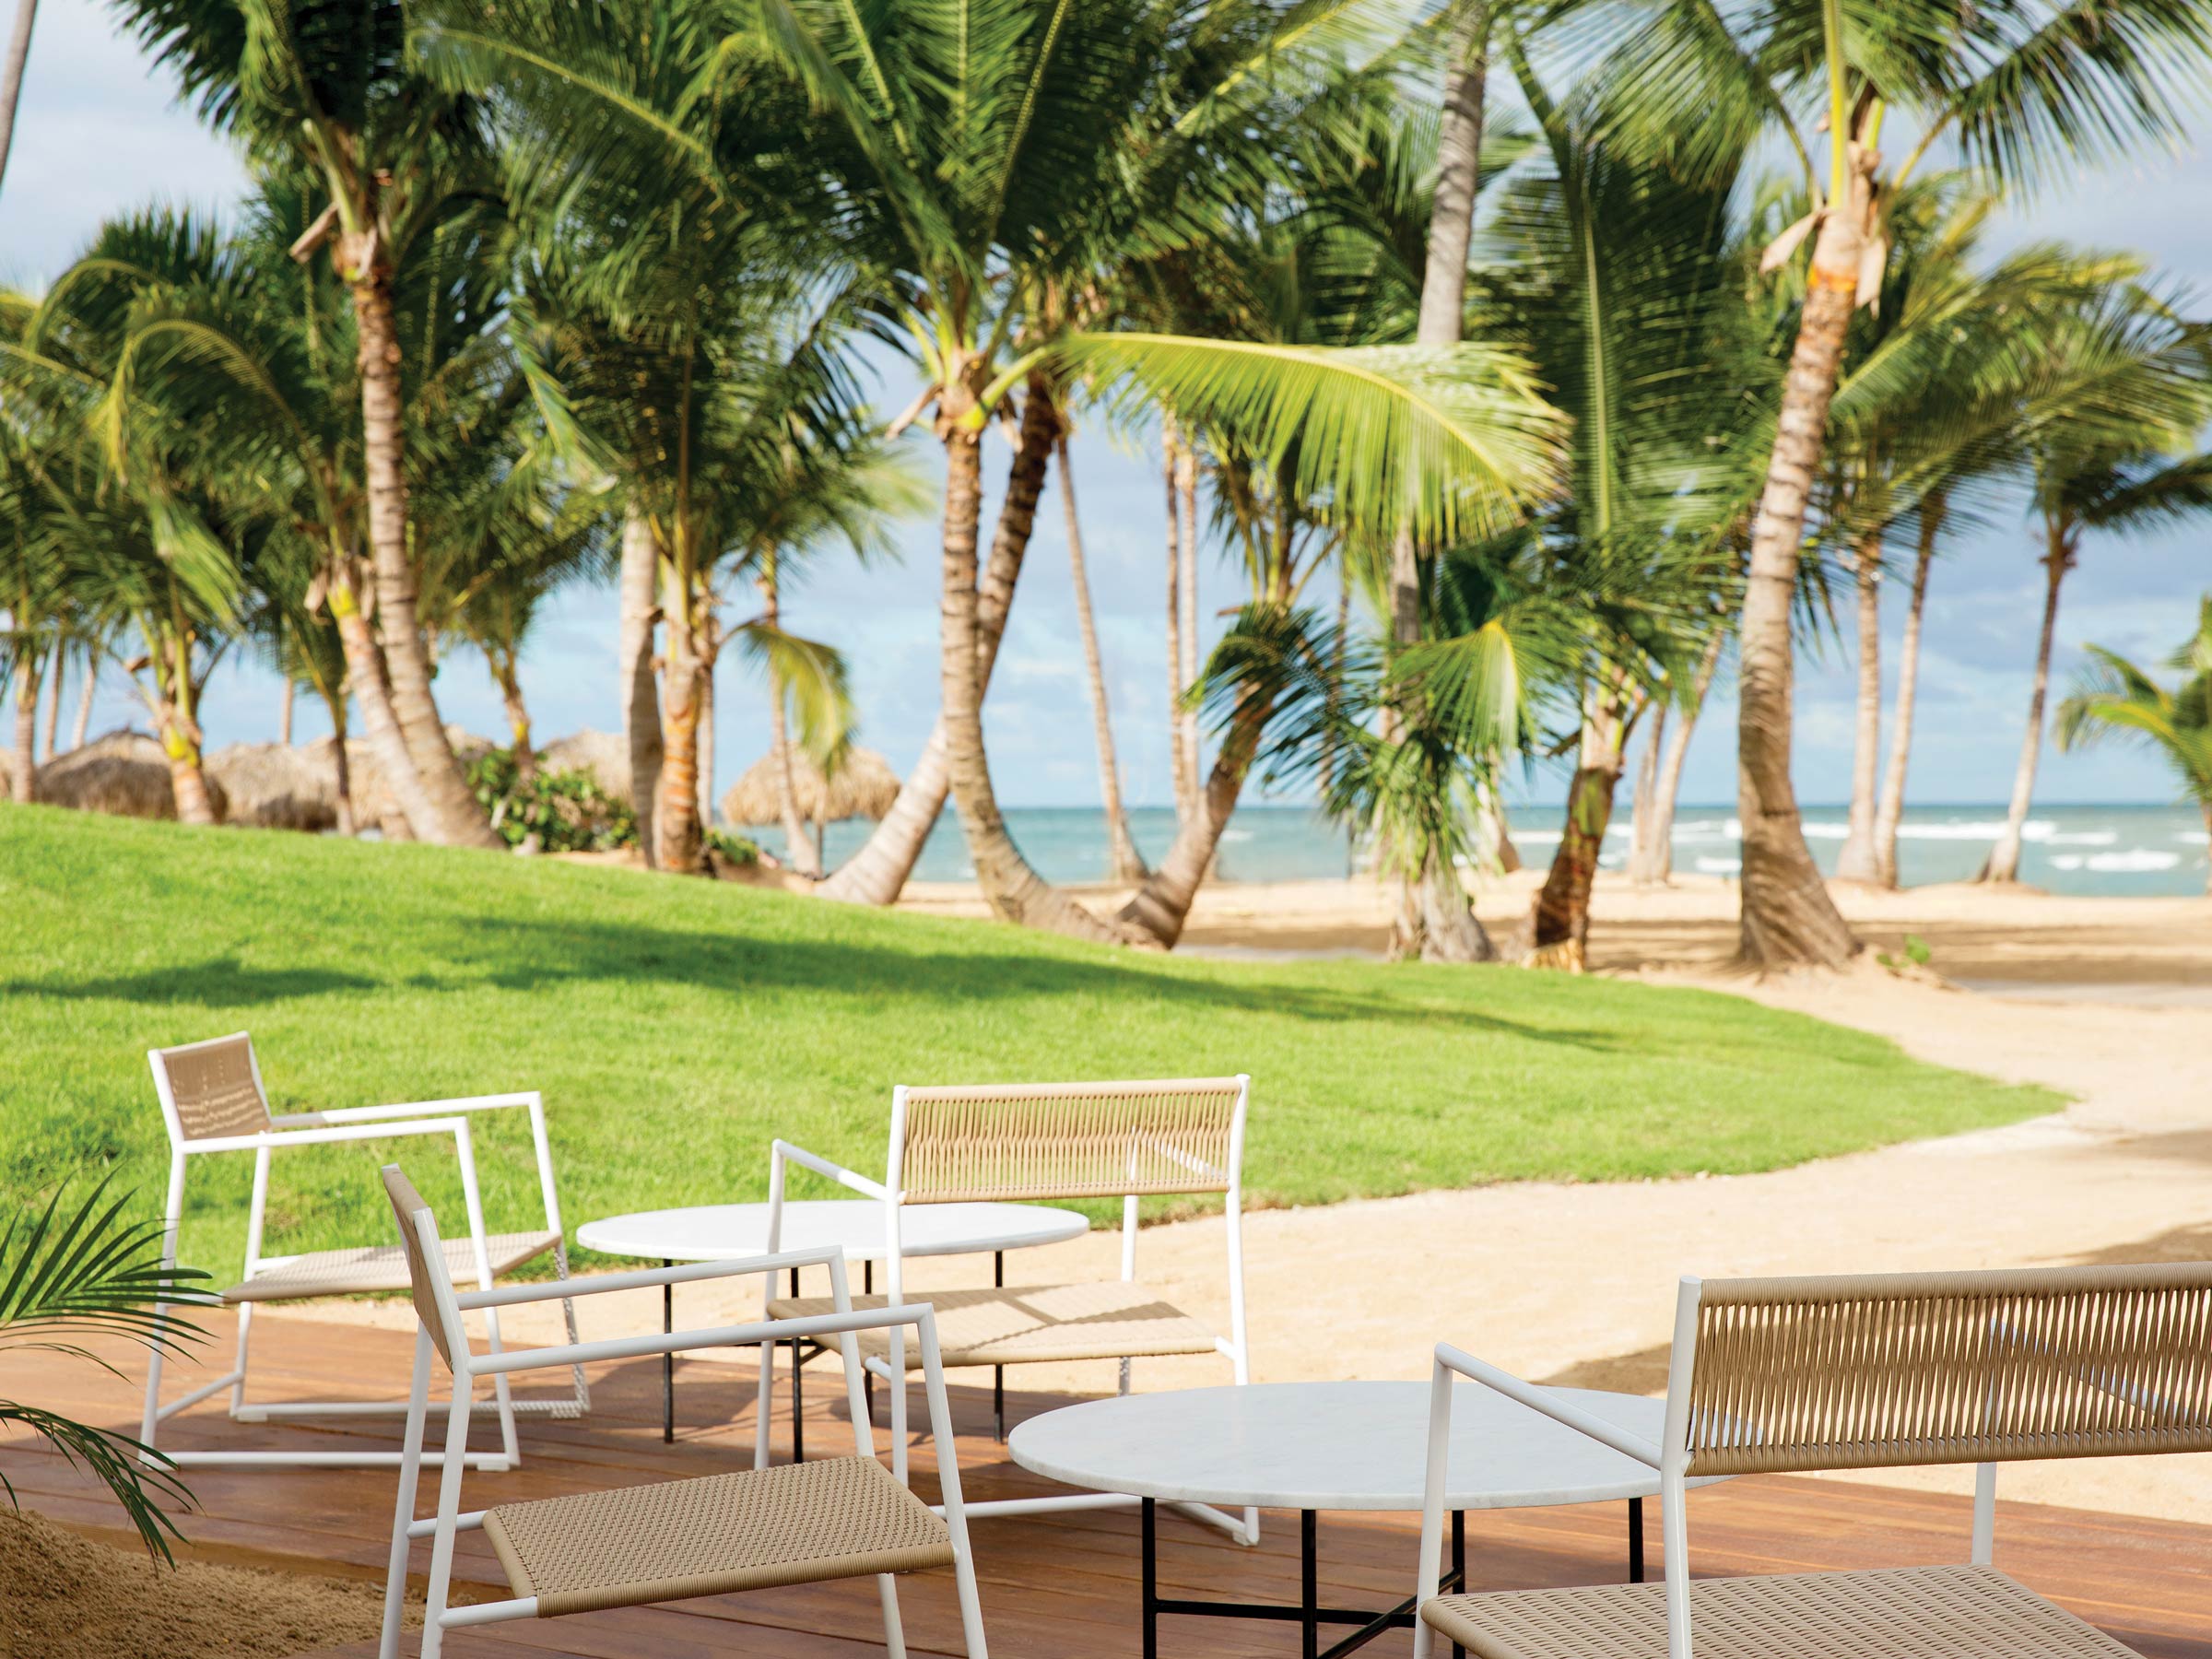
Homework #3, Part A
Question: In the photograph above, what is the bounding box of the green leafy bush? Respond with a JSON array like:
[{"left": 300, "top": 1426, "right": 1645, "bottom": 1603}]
[
  {"left": 467, "top": 750, "right": 637, "bottom": 853},
  {"left": 706, "top": 827, "right": 764, "bottom": 865}
]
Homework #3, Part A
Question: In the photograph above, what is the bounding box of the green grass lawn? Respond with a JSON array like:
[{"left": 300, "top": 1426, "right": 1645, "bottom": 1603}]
[{"left": 0, "top": 805, "right": 2056, "bottom": 1282}]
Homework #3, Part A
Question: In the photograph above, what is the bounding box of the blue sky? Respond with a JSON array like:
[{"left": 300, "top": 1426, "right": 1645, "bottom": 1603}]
[{"left": 3, "top": 0, "right": 2207, "bottom": 812}]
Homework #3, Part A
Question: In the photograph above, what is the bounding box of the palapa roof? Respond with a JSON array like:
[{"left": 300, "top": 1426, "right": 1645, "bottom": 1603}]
[{"left": 721, "top": 743, "right": 900, "bottom": 827}]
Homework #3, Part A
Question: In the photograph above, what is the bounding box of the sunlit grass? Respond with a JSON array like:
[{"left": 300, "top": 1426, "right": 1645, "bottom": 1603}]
[{"left": 0, "top": 805, "right": 2055, "bottom": 1281}]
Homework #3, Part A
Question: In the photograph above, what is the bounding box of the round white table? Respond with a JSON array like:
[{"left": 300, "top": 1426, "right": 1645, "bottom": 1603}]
[
  {"left": 575, "top": 1199, "right": 1088, "bottom": 1445},
  {"left": 1009, "top": 1381, "right": 1711, "bottom": 1659}
]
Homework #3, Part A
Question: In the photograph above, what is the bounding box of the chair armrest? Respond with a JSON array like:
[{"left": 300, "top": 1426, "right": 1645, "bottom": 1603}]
[
  {"left": 467, "top": 1301, "right": 938, "bottom": 1379},
  {"left": 1435, "top": 1342, "right": 1664, "bottom": 1467},
  {"left": 186, "top": 1118, "right": 468, "bottom": 1156},
  {"left": 772, "top": 1138, "right": 889, "bottom": 1199},
  {"left": 452, "top": 1247, "right": 843, "bottom": 1311},
  {"left": 272, "top": 1092, "right": 537, "bottom": 1129}
]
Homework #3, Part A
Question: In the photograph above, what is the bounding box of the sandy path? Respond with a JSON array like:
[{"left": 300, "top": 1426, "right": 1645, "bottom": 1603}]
[{"left": 313, "top": 876, "right": 2212, "bottom": 1523}]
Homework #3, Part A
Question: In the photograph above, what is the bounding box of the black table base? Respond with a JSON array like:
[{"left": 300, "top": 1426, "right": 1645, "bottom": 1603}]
[{"left": 1140, "top": 1495, "right": 1647, "bottom": 1659}]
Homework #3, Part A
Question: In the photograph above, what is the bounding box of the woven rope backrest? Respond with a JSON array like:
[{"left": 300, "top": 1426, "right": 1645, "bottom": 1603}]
[
  {"left": 1683, "top": 1263, "right": 2212, "bottom": 1476},
  {"left": 895, "top": 1078, "right": 1242, "bottom": 1204},
  {"left": 154, "top": 1035, "right": 273, "bottom": 1142},
  {"left": 382, "top": 1166, "right": 456, "bottom": 1370}
]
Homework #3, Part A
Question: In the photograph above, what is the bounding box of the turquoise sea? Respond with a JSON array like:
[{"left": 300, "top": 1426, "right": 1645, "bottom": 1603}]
[{"left": 753, "top": 802, "right": 2212, "bottom": 898}]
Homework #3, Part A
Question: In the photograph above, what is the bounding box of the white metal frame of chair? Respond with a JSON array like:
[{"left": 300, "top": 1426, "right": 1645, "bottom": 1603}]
[
  {"left": 758, "top": 1075, "right": 1257, "bottom": 1546},
  {"left": 1409, "top": 1267, "right": 2212, "bottom": 1659},
  {"left": 139, "top": 1033, "right": 586, "bottom": 1471},
  {"left": 379, "top": 1178, "right": 989, "bottom": 1659}
]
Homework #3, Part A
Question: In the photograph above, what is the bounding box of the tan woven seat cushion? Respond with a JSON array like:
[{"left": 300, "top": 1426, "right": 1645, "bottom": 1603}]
[
  {"left": 483, "top": 1455, "right": 953, "bottom": 1618},
  {"left": 766, "top": 1284, "right": 1217, "bottom": 1368},
  {"left": 1422, "top": 1566, "right": 2140, "bottom": 1659},
  {"left": 221, "top": 1230, "right": 560, "bottom": 1303}
]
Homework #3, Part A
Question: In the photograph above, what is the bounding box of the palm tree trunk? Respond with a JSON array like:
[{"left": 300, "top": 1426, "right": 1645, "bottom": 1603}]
[
  {"left": 1628, "top": 705, "right": 1666, "bottom": 883},
  {"left": 328, "top": 564, "right": 444, "bottom": 841},
  {"left": 494, "top": 654, "right": 535, "bottom": 781},
  {"left": 2201, "top": 803, "right": 2212, "bottom": 898},
  {"left": 816, "top": 380, "right": 1059, "bottom": 906},
  {"left": 1873, "top": 495, "right": 1942, "bottom": 888},
  {"left": 1119, "top": 683, "right": 1277, "bottom": 947},
  {"left": 1735, "top": 160, "right": 1871, "bottom": 971},
  {"left": 1529, "top": 700, "right": 1628, "bottom": 969},
  {"left": 1981, "top": 524, "right": 2071, "bottom": 884},
  {"left": 1634, "top": 630, "right": 1722, "bottom": 886},
  {"left": 1163, "top": 418, "right": 1193, "bottom": 822},
  {"left": 938, "top": 382, "right": 1130, "bottom": 943},
  {"left": 1833, "top": 531, "right": 1884, "bottom": 883},
  {"left": 760, "top": 559, "right": 821, "bottom": 877},
  {"left": 1177, "top": 439, "right": 1201, "bottom": 804},
  {"left": 344, "top": 244, "right": 498, "bottom": 849},
  {"left": 324, "top": 689, "right": 354, "bottom": 836},
  {"left": 696, "top": 621, "right": 716, "bottom": 837},
  {"left": 654, "top": 554, "right": 710, "bottom": 875},
  {"left": 0, "top": 0, "right": 36, "bottom": 201},
  {"left": 153, "top": 635, "right": 217, "bottom": 828},
  {"left": 618, "top": 509, "right": 664, "bottom": 865},
  {"left": 38, "top": 637, "right": 61, "bottom": 762},
  {"left": 278, "top": 677, "right": 294, "bottom": 747},
  {"left": 70, "top": 650, "right": 94, "bottom": 750},
  {"left": 1061, "top": 439, "right": 1147, "bottom": 882},
  {"left": 11, "top": 654, "right": 38, "bottom": 801}
]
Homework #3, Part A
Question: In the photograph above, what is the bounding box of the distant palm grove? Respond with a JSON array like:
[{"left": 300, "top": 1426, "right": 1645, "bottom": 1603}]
[{"left": 4, "top": 0, "right": 2212, "bottom": 957}]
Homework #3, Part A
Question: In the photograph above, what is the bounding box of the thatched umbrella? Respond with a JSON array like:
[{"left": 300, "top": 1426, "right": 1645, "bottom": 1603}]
[
  {"left": 721, "top": 743, "right": 900, "bottom": 866},
  {"left": 537, "top": 729, "right": 630, "bottom": 800},
  {"left": 208, "top": 741, "right": 340, "bottom": 832},
  {"left": 37, "top": 729, "right": 230, "bottom": 823}
]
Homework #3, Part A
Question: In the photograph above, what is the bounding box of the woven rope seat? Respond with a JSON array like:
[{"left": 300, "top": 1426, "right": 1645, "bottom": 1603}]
[
  {"left": 1421, "top": 1566, "right": 2139, "bottom": 1659},
  {"left": 482, "top": 1455, "right": 955, "bottom": 1618},
  {"left": 222, "top": 1230, "right": 561, "bottom": 1303},
  {"left": 766, "top": 1284, "right": 1217, "bottom": 1368}
]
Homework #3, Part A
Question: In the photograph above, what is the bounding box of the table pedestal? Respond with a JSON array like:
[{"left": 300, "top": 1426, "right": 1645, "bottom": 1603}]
[{"left": 1138, "top": 1496, "right": 1645, "bottom": 1659}]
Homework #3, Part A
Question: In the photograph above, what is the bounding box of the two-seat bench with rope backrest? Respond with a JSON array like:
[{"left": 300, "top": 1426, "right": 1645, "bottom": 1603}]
[
  {"left": 140, "top": 1032, "right": 585, "bottom": 1471},
  {"left": 759, "top": 1076, "right": 1258, "bottom": 1543},
  {"left": 1410, "top": 1262, "right": 2212, "bottom": 1659},
  {"left": 375, "top": 1165, "right": 989, "bottom": 1659}
]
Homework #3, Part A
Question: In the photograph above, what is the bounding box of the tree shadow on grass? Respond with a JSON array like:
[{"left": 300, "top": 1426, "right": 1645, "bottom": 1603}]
[
  {"left": 447, "top": 915, "right": 1630, "bottom": 1054},
  {"left": 1, "top": 956, "right": 376, "bottom": 1006}
]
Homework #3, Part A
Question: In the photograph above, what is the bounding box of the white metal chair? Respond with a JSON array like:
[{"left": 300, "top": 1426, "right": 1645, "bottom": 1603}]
[
  {"left": 376, "top": 1165, "right": 989, "bottom": 1659},
  {"left": 761, "top": 1075, "right": 1257, "bottom": 1543},
  {"left": 1411, "top": 1262, "right": 2212, "bottom": 1659},
  {"left": 139, "top": 1032, "right": 585, "bottom": 1470}
]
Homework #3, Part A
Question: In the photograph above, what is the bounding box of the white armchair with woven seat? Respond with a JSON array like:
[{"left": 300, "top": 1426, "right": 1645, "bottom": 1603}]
[
  {"left": 759, "top": 1075, "right": 1257, "bottom": 1542},
  {"left": 138, "top": 1031, "right": 584, "bottom": 1470},
  {"left": 1411, "top": 1261, "right": 2212, "bottom": 1659},
  {"left": 375, "top": 1165, "right": 988, "bottom": 1659}
]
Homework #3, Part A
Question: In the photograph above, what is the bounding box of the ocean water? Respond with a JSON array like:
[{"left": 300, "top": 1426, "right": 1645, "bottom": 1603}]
[{"left": 747, "top": 801, "right": 2212, "bottom": 898}]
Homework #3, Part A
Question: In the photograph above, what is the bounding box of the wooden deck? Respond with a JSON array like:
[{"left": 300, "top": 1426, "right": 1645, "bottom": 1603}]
[{"left": 10, "top": 1312, "right": 2210, "bottom": 1658}]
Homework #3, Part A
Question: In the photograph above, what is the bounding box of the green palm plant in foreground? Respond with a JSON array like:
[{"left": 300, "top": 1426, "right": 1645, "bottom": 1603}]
[
  {"left": 2058, "top": 598, "right": 2212, "bottom": 894},
  {"left": 2, "top": 1179, "right": 214, "bottom": 1560}
]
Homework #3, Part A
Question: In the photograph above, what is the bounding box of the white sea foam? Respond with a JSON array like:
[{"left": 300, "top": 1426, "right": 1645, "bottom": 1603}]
[
  {"left": 2180, "top": 830, "right": 2211, "bottom": 845},
  {"left": 2084, "top": 849, "right": 2182, "bottom": 873},
  {"left": 2042, "top": 831, "right": 2118, "bottom": 846},
  {"left": 1220, "top": 830, "right": 1254, "bottom": 843},
  {"left": 1695, "top": 855, "right": 1742, "bottom": 875},
  {"left": 1516, "top": 829, "right": 1563, "bottom": 845}
]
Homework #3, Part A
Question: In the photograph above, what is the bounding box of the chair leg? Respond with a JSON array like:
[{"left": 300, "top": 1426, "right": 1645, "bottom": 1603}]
[
  {"left": 419, "top": 1381, "right": 476, "bottom": 1659},
  {"left": 228, "top": 1302, "right": 256, "bottom": 1416},
  {"left": 381, "top": 1331, "right": 434, "bottom": 1659},
  {"left": 480, "top": 1305, "right": 522, "bottom": 1467},
  {"left": 554, "top": 1244, "right": 589, "bottom": 1416},
  {"left": 138, "top": 1331, "right": 167, "bottom": 1458},
  {"left": 876, "top": 1574, "right": 909, "bottom": 1659}
]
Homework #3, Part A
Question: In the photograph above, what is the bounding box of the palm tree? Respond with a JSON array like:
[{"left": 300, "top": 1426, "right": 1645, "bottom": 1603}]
[
  {"left": 114, "top": 0, "right": 500, "bottom": 846},
  {"left": 0, "top": 0, "right": 33, "bottom": 202},
  {"left": 429, "top": 0, "right": 1564, "bottom": 944},
  {"left": 1059, "top": 432, "right": 1148, "bottom": 882},
  {"left": 1982, "top": 388, "right": 2212, "bottom": 880},
  {"left": 249, "top": 539, "right": 358, "bottom": 830},
  {"left": 2, "top": 1179, "right": 214, "bottom": 1560},
  {"left": 1597, "top": 0, "right": 2212, "bottom": 966},
  {"left": 0, "top": 424, "right": 66, "bottom": 802},
  {"left": 2057, "top": 599, "right": 2212, "bottom": 893}
]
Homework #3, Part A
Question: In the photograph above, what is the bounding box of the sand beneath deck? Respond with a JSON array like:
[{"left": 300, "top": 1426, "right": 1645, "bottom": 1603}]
[{"left": 310, "top": 873, "right": 2212, "bottom": 1524}]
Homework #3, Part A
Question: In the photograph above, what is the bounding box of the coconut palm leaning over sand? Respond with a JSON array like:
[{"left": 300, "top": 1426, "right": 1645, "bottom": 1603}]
[{"left": 2058, "top": 598, "right": 2212, "bottom": 894}]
